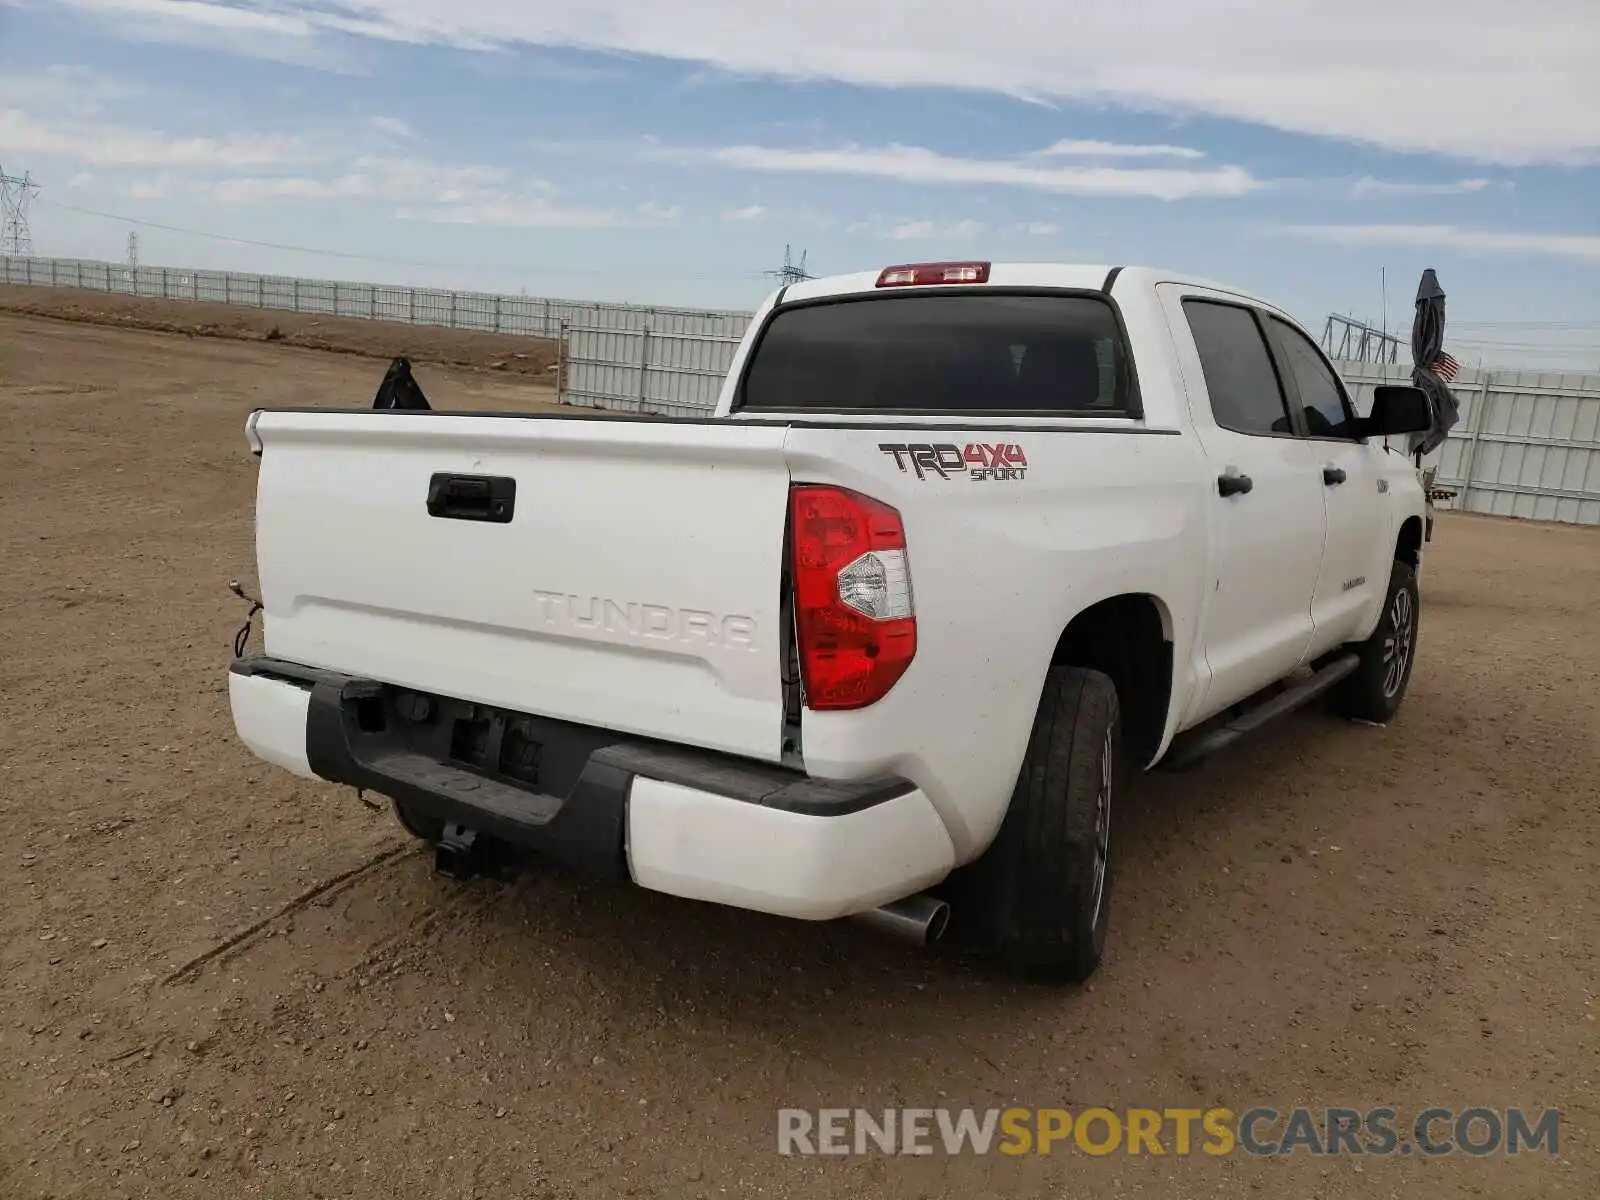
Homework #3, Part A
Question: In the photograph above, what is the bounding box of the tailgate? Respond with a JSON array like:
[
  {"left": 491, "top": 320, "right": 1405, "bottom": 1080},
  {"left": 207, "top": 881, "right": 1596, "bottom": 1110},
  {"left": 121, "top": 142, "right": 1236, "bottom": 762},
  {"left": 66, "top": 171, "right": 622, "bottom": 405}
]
[{"left": 248, "top": 410, "right": 793, "bottom": 762}]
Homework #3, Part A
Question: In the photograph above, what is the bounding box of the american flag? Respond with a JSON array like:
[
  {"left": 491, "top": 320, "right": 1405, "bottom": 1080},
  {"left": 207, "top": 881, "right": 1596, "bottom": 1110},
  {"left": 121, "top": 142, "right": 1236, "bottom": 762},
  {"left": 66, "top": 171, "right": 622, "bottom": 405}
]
[{"left": 1432, "top": 350, "right": 1460, "bottom": 382}]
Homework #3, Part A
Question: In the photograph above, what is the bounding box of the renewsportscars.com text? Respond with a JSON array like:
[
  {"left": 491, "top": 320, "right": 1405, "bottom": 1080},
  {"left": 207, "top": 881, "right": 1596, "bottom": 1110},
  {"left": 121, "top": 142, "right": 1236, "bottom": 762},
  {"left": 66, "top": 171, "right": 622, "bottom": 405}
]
[{"left": 776, "top": 1106, "right": 1561, "bottom": 1158}]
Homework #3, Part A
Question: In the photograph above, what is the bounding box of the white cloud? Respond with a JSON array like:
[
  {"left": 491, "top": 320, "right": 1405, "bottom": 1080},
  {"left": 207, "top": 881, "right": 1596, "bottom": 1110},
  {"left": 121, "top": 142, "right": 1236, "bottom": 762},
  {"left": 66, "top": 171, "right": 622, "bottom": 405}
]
[
  {"left": 1350, "top": 176, "right": 1498, "bottom": 198},
  {"left": 30, "top": 0, "right": 372, "bottom": 70},
  {"left": 1032, "top": 139, "right": 1205, "bottom": 160},
  {"left": 166, "top": 160, "right": 628, "bottom": 227},
  {"left": 654, "top": 141, "right": 1259, "bottom": 200},
  {"left": 1267, "top": 223, "right": 1600, "bottom": 264},
  {"left": 1016, "top": 221, "right": 1060, "bottom": 236},
  {"left": 8, "top": 99, "right": 633, "bottom": 229},
  {"left": 394, "top": 198, "right": 626, "bottom": 228},
  {"left": 0, "top": 66, "right": 145, "bottom": 116},
  {"left": 35, "top": 0, "right": 1600, "bottom": 165},
  {"left": 48, "top": 0, "right": 311, "bottom": 34},
  {"left": 722, "top": 204, "right": 767, "bottom": 220},
  {"left": 636, "top": 201, "right": 682, "bottom": 222},
  {"left": 367, "top": 116, "right": 416, "bottom": 141},
  {"left": 0, "top": 107, "right": 308, "bottom": 167},
  {"left": 184, "top": 158, "right": 506, "bottom": 204},
  {"left": 889, "top": 218, "right": 983, "bottom": 240},
  {"left": 124, "top": 176, "right": 177, "bottom": 200}
]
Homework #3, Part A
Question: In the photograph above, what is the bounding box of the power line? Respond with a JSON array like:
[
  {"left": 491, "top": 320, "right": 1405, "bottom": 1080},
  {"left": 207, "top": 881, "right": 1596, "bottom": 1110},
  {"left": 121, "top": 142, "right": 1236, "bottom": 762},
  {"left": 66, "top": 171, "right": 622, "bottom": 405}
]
[
  {"left": 41, "top": 197, "right": 485, "bottom": 266},
  {"left": 1449, "top": 338, "right": 1600, "bottom": 350},
  {"left": 34, "top": 196, "right": 769, "bottom": 282},
  {"left": 1451, "top": 321, "right": 1600, "bottom": 329}
]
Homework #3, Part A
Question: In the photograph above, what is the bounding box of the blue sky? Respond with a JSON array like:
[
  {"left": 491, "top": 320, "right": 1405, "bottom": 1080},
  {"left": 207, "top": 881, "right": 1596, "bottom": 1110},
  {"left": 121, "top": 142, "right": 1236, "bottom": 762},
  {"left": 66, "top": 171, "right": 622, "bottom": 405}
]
[{"left": 2, "top": 0, "right": 1598, "bottom": 367}]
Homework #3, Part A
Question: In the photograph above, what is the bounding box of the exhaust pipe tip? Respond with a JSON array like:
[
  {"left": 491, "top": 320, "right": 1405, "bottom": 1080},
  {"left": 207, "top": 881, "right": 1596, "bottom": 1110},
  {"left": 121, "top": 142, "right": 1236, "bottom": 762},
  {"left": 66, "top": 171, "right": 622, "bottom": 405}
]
[{"left": 847, "top": 894, "right": 951, "bottom": 947}]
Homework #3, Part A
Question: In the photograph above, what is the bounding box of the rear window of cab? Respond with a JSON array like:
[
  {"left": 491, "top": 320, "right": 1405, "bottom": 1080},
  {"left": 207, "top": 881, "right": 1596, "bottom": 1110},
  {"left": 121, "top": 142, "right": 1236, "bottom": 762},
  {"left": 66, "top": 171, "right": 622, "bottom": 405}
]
[{"left": 736, "top": 291, "right": 1135, "bottom": 416}]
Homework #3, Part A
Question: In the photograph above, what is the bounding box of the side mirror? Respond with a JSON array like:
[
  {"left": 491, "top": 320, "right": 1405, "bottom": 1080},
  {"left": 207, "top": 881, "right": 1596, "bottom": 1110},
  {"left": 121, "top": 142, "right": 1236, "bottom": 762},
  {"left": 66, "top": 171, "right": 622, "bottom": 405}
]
[{"left": 1362, "top": 384, "right": 1432, "bottom": 437}]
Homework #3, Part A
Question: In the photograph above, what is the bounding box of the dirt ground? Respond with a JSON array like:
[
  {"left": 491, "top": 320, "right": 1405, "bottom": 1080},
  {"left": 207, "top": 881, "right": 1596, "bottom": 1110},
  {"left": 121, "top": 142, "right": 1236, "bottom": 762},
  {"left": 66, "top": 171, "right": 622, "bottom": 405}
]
[
  {"left": 0, "top": 284, "right": 561, "bottom": 378},
  {"left": 1, "top": 303, "right": 1596, "bottom": 1200}
]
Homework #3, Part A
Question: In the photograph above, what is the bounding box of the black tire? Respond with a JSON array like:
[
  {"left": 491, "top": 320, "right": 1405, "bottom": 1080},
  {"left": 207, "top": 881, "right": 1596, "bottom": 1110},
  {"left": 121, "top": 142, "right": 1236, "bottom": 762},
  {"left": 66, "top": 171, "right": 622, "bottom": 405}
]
[
  {"left": 1330, "top": 558, "right": 1420, "bottom": 723},
  {"left": 392, "top": 799, "right": 444, "bottom": 844},
  {"left": 952, "top": 666, "right": 1124, "bottom": 983}
]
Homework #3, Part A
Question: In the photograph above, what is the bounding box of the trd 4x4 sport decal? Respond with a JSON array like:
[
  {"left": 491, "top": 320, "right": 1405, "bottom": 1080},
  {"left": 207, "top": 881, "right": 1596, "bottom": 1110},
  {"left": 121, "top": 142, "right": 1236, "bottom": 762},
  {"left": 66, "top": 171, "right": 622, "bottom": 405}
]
[{"left": 878, "top": 442, "right": 1029, "bottom": 482}]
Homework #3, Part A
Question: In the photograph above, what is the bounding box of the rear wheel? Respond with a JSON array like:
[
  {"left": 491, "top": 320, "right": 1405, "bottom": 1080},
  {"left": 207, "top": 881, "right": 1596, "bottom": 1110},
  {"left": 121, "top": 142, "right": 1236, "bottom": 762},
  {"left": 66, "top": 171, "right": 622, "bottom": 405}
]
[
  {"left": 955, "top": 665, "right": 1125, "bottom": 983},
  {"left": 1330, "top": 558, "right": 1420, "bottom": 723}
]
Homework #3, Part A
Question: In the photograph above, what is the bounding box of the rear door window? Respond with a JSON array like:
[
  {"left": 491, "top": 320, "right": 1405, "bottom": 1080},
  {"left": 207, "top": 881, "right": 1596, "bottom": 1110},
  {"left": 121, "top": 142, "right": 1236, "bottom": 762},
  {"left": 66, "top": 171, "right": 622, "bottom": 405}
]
[
  {"left": 1181, "top": 300, "right": 1295, "bottom": 436},
  {"left": 737, "top": 292, "right": 1134, "bottom": 414}
]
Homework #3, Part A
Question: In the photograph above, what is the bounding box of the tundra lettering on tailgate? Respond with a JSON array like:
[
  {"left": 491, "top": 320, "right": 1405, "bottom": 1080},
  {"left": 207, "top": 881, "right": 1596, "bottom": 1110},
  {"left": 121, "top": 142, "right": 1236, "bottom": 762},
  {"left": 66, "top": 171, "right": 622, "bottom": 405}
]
[
  {"left": 531, "top": 592, "right": 757, "bottom": 649},
  {"left": 879, "top": 442, "right": 1029, "bottom": 482}
]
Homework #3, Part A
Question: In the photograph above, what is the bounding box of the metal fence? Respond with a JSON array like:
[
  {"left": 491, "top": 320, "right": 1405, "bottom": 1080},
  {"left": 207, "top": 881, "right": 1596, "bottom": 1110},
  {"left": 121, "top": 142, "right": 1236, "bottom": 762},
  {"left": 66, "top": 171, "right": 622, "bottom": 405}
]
[
  {"left": 0, "top": 254, "right": 754, "bottom": 340},
  {"left": 561, "top": 326, "right": 743, "bottom": 418},
  {"left": 1339, "top": 362, "right": 1600, "bottom": 526}
]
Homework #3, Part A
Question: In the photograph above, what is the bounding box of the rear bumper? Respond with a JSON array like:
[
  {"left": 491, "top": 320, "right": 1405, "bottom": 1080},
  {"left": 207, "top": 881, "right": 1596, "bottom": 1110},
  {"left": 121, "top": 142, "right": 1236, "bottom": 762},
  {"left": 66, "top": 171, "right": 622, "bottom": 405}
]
[{"left": 228, "top": 658, "right": 955, "bottom": 920}]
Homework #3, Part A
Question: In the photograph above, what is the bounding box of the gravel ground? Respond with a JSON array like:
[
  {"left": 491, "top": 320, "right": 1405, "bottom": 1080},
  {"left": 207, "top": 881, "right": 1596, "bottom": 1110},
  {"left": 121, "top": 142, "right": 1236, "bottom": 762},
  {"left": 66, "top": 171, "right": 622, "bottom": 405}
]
[{"left": 1, "top": 301, "right": 1595, "bottom": 1199}]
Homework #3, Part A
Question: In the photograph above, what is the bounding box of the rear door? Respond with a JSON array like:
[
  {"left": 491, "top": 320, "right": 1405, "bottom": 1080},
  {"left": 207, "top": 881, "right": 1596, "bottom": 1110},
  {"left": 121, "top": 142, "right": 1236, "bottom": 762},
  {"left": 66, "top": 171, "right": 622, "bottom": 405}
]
[
  {"left": 249, "top": 410, "right": 793, "bottom": 762},
  {"left": 1259, "top": 314, "right": 1390, "bottom": 653},
  {"left": 1159, "top": 288, "right": 1328, "bottom": 722}
]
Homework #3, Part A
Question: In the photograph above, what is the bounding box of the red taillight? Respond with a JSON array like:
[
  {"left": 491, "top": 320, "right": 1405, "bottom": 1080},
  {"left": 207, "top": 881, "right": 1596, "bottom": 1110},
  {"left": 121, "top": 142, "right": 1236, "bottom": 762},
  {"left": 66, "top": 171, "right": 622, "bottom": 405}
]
[
  {"left": 789, "top": 485, "right": 917, "bottom": 711},
  {"left": 875, "top": 261, "right": 991, "bottom": 288}
]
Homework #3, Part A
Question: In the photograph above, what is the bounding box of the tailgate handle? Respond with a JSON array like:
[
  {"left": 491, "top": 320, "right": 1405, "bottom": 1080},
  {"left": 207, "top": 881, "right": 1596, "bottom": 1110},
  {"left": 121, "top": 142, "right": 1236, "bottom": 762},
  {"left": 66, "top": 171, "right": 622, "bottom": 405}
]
[{"left": 426, "top": 473, "right": 516, "bottom": 523}]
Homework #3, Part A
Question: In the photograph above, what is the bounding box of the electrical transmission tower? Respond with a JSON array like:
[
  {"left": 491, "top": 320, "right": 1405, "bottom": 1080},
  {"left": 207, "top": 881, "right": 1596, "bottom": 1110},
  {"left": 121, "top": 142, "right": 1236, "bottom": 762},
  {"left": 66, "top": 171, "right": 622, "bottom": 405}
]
[
  {"left": 765, "top": 243, "right": 814, "bottom": 287},
  {"left": 127, "top": 231, "right": 140, "bottom": 270},
  {"left": 1321, "top": 312, "right": 1402, "bottom": 364},
  {"left": 0, "top": 165, "right": 39, "bottom": 256}
]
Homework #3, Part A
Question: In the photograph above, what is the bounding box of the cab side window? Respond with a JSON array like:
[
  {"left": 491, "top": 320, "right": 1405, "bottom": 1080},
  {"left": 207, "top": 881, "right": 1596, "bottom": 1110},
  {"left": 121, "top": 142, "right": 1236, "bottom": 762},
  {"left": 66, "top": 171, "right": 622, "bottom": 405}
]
[
  {"left": 1266, "top": 316, "right": 1358, "bottom": 439},
  {"left": 1181, "top": 300, "right": 1294, "bottom": 436}
]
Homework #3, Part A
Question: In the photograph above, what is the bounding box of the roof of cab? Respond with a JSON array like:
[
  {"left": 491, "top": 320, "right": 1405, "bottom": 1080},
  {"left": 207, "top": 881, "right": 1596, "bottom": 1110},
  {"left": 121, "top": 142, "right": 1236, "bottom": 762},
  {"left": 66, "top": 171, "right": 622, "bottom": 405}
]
[{"left": 774, "top": 262, "right": 1271, "bottom": 309}]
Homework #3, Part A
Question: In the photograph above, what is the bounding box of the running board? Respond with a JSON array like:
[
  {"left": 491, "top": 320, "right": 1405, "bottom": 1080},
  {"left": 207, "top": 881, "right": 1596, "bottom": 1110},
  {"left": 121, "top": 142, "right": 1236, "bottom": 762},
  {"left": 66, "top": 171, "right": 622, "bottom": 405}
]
[{"left": 1160, "top": 653, "right": 1360, "bottom": 772}]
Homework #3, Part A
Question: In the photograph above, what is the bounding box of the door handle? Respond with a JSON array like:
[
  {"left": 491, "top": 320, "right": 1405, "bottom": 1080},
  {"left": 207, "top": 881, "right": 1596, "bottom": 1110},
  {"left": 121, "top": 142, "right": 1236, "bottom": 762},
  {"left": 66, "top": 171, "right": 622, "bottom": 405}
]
[
  {"left": 1323, "top": 466, "right": 1347, "bottom": 486},
  {"left": 1217, "top": 472, "right": 1254, "bottom": 498},
  {"left": 426, "top": 473, "right": 516, "bottom": 523}
]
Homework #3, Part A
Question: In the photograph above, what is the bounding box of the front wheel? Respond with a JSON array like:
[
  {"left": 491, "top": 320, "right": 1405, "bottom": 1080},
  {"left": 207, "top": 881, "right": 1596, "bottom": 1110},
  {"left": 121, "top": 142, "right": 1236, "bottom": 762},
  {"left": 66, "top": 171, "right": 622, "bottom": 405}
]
[{"left": 1330, "top": 559, "right": 1420, "bottom": 723}]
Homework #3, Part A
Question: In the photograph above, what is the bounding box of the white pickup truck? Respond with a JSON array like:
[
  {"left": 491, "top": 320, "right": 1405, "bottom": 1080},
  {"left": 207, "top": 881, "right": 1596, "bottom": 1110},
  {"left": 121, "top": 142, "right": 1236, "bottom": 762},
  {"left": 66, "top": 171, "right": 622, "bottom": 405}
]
[{"left": 228, "top": 261, "right": 1433, "bottom": 982}]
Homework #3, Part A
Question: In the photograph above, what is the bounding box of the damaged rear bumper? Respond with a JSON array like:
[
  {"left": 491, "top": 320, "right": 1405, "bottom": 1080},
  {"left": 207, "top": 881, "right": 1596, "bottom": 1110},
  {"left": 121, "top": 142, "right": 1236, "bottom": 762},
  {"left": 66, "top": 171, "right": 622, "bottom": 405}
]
[{"left": 227, "top": 657, "right": 956, "bottom": 920}]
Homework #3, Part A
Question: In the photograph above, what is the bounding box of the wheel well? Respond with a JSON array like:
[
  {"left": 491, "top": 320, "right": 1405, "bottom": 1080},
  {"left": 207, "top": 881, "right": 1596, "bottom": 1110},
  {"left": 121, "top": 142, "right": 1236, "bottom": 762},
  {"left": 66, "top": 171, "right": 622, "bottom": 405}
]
[
  {"left": 1396, "top": 516, "right": 1423, "bottom": 567},
  {"left": 1050, "top": 594, "right": 1173, "bottom": 765}
]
